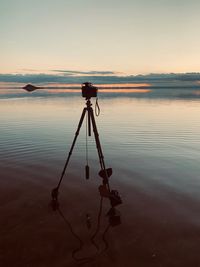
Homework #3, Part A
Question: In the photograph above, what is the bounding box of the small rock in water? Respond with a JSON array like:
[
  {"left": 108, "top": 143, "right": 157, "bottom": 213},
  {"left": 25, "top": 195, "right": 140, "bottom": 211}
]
[{"left": 23, "top": 84, "right": 40, "bottom": 92}]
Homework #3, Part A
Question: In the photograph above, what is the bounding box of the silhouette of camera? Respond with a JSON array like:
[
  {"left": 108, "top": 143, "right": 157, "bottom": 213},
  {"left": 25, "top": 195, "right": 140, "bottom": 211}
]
[{"left": 82, "top": 82, "right": 98, "bottom": 99}]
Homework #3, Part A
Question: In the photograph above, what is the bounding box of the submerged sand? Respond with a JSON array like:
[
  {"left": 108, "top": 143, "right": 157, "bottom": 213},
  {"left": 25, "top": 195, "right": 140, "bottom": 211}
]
[{"left": 0, "top": 161, "right": 200, "bottom": 267}]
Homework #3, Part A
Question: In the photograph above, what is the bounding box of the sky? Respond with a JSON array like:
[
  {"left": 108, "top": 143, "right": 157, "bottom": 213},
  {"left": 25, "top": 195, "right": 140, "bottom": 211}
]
[{"left": 1, "top": 0, "right": 200, "bottom": 76}]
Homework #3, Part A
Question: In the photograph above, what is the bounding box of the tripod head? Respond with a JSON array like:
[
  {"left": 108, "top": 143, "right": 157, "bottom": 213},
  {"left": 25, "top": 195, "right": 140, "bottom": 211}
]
[{"left": 82, "top": 82, "right": 98, "bottom": 100}]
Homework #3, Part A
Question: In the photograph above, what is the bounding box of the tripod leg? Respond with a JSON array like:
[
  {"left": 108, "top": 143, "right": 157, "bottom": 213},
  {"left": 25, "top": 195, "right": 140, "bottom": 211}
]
[
  {"left": 56, "top": 107, "right": 87, "bottom": 189},
  {"left": 88, "top": 109, "right": 91, "bottom": 136},
  {"left": 89, "top": 108, "right": 110, "bottom": 191},
  {"left": 89, "top": 108, "right": 103, "bottom": 170}
]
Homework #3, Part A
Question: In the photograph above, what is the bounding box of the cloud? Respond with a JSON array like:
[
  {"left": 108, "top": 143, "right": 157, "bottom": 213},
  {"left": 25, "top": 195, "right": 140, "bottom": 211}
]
[
  {"left": 51, "top": 70, "right": 117, "bottom": 75},
  {"left": 0, "top": 72, "right": 200, "bottom": 87}
]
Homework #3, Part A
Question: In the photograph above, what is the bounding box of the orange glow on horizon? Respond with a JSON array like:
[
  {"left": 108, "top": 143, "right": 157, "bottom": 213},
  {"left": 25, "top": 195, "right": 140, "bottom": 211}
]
[
  {"left": 44, "top": 89, "right": 80, "bottom": 93},
  {"left": 44, "top": 88, "right": 151, "bottom": 93},
  {"left": 99, "top": 88, "right": 151, "bottom": 93},
  {"left": 43, "top": 83, "right": 151, "bottom": 88},
  {"left": 0, "top": 82, "right": 151, "bottom": 89},
  {"left": 98, "top": 83, "right": 150, "bottom": 88}
]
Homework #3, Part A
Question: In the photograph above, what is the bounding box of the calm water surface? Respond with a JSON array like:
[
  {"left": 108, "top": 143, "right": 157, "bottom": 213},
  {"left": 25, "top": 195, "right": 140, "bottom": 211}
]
[{"left": 0, "top": 89, "right": 200, "bottom": 266}]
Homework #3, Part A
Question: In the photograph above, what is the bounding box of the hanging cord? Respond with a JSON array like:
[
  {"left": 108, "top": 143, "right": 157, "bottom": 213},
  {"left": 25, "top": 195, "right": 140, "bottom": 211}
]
[
  {"left": 86, "top": 113, "right": 89, "bottom": 166},
  {"left": 95, "top": 98, "right": 100, "bottom": 117},
  {"left": 90, "top": 196, "right": 103, "bottom": 250},
  {"left": 101, "top": 224, "right": 110, "bottom": 254},
  {"left": 85, "top": 112, "right": 90, "bottom": 180},
  {"left": 57, "top": 208, "right": 93, "bottom": 264}
]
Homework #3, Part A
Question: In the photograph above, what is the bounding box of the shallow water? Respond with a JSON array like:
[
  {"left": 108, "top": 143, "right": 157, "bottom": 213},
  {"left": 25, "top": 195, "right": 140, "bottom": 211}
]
[{"left": 0, "top": 88, "right": 200, "bottom": 266}]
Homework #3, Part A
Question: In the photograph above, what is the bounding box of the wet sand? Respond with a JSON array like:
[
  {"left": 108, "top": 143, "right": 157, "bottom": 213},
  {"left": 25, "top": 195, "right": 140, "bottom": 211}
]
[{"left": 1, "top": 162, "right": 200, "bottom": 267}]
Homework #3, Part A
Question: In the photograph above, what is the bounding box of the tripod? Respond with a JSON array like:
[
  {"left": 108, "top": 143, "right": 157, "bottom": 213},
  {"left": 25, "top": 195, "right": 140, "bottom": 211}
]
[{"left": 51, "top": 98, "right": 112, "bottom": 203}]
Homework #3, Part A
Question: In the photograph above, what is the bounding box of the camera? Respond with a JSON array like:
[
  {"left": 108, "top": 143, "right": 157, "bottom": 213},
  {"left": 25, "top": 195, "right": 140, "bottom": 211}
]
[{"left": 81, "top": 82, "right": 98, "bottom": 99}]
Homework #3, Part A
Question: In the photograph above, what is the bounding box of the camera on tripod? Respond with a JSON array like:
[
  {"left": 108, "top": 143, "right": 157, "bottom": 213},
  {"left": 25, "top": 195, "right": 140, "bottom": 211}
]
[{"left": 81, "top": 82, "right": 98, "bottom": 99}]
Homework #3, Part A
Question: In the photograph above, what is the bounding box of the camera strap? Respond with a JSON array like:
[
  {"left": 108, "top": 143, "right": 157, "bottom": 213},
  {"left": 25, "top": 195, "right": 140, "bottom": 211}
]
[{"left": 95, "top": 98, "right": 100, "bottom": 116}]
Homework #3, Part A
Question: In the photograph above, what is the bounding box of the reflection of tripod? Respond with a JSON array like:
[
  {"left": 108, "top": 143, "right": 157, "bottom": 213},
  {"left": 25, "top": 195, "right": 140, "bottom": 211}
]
[{"left": 52, "top": 98, "right": 113, "bottom": 203}]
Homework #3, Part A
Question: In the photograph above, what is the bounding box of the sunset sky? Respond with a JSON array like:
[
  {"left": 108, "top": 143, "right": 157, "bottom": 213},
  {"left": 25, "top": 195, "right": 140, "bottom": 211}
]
[{"left": 1, "top": 0, "right": 200, "bottom": 76}]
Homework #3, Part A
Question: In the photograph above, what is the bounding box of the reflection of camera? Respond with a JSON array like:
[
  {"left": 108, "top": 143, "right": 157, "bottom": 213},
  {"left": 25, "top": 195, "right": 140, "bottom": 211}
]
[
  {"left": 82, "top": 82, "right": 98, "bottom": 99},
  {"left": 109, "top": 190, "right": 122, "bottom": 207},
  {"left": 107, "top": 207, "right": 121, "bottom": 227}
]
